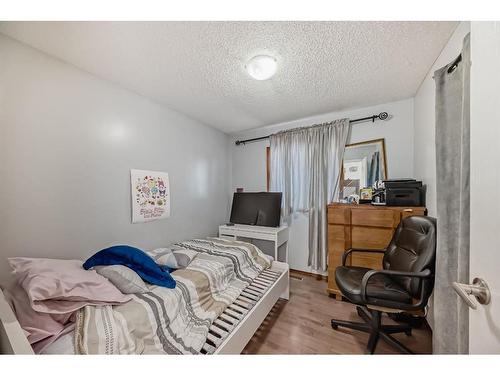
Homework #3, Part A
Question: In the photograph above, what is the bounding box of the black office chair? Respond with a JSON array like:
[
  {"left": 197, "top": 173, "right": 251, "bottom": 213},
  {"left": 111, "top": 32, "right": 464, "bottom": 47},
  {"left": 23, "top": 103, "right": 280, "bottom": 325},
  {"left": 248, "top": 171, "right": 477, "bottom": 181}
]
[{"left": 331, "top": 215, "right": 436, "bottom": 354}]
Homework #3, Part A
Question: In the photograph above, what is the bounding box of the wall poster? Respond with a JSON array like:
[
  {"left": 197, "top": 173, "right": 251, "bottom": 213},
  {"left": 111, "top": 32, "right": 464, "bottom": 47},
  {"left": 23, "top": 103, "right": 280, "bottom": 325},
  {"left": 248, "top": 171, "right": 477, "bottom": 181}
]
[{"left": 131, "top": 169, "right": 170, "bottom": 223}]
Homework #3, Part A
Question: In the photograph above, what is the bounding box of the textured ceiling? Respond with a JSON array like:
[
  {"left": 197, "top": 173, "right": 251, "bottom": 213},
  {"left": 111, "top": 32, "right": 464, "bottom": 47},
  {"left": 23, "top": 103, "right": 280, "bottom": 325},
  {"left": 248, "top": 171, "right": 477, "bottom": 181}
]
[{"left": 0, "top": 21, "right": 457, "bottom": 133}]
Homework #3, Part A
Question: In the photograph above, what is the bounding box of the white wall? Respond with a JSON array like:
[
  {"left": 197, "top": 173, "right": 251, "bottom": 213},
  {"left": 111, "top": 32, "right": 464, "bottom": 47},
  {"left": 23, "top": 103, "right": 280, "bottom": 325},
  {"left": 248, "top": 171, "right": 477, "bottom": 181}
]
[
  {"left": 230, "top": 98, "right": 415, "bottom": 273},
  {"left": 0, "top": 34, "right": 231, "bottom": 284},
  {"left": 413, "top": 22, "right": 470, "bottom": 217}
]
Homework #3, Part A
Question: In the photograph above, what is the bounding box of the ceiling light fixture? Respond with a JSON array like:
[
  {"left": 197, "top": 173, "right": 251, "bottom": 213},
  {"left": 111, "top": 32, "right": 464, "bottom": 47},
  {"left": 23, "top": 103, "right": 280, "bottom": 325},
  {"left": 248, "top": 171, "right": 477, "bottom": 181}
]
[{"left": 245, "top": 55, "right": 277, "bottom": 80}]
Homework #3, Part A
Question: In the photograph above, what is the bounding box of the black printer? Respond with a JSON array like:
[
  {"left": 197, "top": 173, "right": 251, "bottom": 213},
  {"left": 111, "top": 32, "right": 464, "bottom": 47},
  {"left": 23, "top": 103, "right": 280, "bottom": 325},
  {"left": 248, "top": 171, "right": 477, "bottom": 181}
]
[{"left": 383, "top": 179, "right": 426, "bottom": 207}]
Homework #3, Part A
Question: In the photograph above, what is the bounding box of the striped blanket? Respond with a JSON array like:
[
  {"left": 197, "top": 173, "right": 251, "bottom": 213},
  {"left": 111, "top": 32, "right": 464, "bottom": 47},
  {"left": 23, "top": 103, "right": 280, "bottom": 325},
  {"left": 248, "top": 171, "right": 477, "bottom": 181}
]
[{"left": 74, "top": 238, "right": 271, "bottom": 354}]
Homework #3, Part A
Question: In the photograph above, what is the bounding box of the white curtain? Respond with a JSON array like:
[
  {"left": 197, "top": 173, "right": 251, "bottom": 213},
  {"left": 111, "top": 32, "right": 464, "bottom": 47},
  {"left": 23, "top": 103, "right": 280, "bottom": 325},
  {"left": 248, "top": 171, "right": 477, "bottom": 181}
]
[
  {"left": 270, "top": 119, "right": 351, "bottom": 271},
  {"left": 433, "top": 33, "right": 470, "bottom": 354}
]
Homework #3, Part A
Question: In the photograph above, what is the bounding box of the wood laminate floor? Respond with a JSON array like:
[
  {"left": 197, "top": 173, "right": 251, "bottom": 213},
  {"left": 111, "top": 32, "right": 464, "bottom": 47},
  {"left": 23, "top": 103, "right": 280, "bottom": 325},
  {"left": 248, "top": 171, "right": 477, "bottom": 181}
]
[{"left": 242, "top": 270, "right": 433, "bottom": 354}]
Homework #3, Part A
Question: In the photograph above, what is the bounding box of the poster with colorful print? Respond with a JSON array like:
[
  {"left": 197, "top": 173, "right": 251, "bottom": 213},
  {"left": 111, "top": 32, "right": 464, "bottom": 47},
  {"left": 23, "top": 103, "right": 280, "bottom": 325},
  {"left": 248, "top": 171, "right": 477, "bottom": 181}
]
[{"left": 131, "top": 169, "right": 170, "bottom": 223}]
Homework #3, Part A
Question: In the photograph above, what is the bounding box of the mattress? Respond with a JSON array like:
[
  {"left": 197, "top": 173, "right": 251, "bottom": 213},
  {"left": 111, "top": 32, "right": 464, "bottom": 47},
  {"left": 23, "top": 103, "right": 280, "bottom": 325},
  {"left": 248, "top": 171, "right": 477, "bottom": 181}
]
[{"left": 41, "top": 268, "right": 283, "bottom": 355}]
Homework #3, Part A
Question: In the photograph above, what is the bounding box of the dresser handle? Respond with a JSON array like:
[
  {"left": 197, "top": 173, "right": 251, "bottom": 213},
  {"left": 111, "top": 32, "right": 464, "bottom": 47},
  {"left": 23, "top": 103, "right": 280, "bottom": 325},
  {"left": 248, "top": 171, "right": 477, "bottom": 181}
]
[{"left": 403, "top": 209, "right": 413, "bottom": 212}]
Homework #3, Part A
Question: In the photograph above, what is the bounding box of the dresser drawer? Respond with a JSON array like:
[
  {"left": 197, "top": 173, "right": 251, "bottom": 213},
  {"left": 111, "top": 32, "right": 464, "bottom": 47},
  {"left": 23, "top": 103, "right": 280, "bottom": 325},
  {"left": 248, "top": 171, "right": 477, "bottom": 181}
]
[
  {"left": 352, "top": 226, "right": 394, "bottom": 249},
  {"left": 351, "top": 209, "right": 396, "bottom": 228},
  {"left": 351, "top": 251, "right": 384, "bottom": 270},
  {"left": 328, "top": 207, "right": 350, "bottom": 225},
  {"left": 400, "top": 207, "right": 426, "bottom": 220}
]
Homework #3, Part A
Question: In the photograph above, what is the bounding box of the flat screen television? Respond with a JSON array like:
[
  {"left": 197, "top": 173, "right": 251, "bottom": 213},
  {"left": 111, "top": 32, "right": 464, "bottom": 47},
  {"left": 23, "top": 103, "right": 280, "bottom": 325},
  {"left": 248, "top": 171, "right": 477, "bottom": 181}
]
[{"left": 229, "top": 192, "right": 282, "bottom": 227}]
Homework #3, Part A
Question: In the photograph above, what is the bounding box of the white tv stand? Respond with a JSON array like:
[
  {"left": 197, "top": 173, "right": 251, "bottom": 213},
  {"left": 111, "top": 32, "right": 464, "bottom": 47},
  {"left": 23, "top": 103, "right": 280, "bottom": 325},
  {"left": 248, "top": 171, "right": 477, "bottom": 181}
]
[{"left": 218, "top": 224, "right": 289, "bottom": 263}]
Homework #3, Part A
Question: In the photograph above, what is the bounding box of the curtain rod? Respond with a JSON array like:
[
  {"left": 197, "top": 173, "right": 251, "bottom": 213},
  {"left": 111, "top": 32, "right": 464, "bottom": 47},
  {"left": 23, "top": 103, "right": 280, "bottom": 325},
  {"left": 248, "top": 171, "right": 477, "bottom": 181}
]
[{"left": 234, "top": 111, "right": 389, "bottom": 146}]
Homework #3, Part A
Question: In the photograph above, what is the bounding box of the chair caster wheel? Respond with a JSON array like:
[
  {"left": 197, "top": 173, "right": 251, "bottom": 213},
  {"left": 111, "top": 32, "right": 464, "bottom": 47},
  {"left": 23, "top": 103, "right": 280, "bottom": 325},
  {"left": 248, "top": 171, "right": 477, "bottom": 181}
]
[
  {"left": 405, "top": 330, "right": 412, "bottom": 336},
  {"left": 331, "top": 321, "right": 339, "bottom": 330}
]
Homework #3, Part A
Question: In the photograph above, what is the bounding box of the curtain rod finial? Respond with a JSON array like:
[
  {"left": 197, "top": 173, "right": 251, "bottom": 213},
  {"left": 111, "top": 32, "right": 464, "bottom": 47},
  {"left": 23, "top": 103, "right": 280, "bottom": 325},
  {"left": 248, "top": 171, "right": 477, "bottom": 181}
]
[{"left": 379, "top": 112, "right": 389, "bottom": 121}]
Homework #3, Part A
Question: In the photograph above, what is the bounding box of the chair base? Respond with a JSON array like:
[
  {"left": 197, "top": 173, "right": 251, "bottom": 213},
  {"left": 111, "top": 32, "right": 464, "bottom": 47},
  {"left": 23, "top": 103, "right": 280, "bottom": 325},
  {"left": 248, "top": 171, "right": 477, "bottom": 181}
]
[{"left": 331, "top": 306, "right": 414, "bottom": 354}]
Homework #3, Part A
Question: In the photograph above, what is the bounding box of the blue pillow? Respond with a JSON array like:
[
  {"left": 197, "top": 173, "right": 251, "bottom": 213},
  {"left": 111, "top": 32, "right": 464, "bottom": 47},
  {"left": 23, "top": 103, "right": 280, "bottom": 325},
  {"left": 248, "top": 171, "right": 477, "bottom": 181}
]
[{"left": 83, "top": 245, "right": 176, "bottom": 289}]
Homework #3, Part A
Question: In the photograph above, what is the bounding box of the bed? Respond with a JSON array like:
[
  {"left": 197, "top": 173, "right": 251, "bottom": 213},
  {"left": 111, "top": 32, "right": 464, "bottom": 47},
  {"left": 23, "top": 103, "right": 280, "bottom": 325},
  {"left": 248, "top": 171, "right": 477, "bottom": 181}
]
[{"left": 0, "top": 238, "right": 289, "bottom": 355}]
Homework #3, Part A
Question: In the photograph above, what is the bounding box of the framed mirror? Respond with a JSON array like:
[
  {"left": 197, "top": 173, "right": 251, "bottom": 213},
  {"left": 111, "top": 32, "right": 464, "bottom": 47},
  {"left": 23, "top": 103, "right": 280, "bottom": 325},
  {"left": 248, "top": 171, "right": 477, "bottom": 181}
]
[{"left": 341, "top": 138, "right": 387, "bottom": 198}]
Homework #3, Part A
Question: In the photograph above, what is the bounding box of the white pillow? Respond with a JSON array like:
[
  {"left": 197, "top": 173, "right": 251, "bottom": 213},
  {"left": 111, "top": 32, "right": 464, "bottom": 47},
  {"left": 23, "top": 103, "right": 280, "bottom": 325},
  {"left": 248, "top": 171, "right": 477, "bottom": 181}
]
[
  {"left": 149, "top": 247, "right": 197, "bottom": 269},
  {"left": 148, "top": 248, "right": 178, "bottom": 268},
  {"left": 94, "top": 265, "right": 149, "bottom": 294},
  {"left": 172, "top": 248, "right": 198, "bottom": 268}
]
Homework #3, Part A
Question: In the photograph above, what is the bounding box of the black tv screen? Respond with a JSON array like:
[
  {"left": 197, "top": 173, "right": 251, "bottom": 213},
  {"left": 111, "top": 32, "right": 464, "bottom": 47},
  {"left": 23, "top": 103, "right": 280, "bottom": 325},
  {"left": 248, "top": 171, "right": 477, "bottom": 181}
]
[{"left": 229, "top": 192, "right": 282, "bottom": 227}]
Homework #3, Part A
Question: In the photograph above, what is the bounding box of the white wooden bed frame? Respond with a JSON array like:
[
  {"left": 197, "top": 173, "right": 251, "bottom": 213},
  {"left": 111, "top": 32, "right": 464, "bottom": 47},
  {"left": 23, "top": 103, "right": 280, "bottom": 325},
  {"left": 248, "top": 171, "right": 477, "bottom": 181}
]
[
  {"left": 0, "top": 261, "right": 289, "bottom": 355},
  {"left": 0, "top": 289, "right": 34, "bottom": 354}
]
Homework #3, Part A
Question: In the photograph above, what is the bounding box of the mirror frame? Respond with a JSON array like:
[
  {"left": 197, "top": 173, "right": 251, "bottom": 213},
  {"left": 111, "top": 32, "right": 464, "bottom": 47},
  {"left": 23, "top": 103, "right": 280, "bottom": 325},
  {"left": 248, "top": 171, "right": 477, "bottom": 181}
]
[{"left": 342, "top": 137, "right": 388, "bottom": 183}]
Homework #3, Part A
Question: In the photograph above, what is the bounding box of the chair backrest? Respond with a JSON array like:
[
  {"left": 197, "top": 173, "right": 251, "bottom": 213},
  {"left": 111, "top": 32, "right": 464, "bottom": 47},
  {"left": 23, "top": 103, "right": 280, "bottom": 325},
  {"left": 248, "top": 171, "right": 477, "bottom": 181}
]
[{"left": 383, "top": 215, "right": 437, "bottom": 299}]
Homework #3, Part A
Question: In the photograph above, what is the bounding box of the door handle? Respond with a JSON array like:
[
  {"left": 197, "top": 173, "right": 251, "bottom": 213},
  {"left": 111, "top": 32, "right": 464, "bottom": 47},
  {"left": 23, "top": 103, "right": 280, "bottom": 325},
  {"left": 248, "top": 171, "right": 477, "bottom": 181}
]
[{"left": 452, "top": 278, "right": 491, "bottom": 310}]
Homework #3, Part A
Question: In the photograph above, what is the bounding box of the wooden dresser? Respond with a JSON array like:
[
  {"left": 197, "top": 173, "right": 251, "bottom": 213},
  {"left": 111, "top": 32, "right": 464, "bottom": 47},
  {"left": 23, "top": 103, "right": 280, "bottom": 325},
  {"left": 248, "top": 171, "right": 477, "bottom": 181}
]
[{"left": 327, "top": 203, "right": 426, "bottom": 299}]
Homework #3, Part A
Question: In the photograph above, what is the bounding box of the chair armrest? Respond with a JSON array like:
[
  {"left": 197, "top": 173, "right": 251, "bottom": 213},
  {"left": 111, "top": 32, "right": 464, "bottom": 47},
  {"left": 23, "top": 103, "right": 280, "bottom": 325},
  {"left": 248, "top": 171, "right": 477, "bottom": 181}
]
[
  {"left": 341, "top": 248, "right": 386, "bottom": 266},
  {"left": 360, "top": 268, "right": 433, "bottom": 309}
]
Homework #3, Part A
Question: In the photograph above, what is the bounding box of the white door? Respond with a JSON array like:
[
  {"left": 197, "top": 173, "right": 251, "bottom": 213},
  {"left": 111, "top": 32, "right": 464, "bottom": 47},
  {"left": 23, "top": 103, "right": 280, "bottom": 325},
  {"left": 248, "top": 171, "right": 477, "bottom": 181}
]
[{"left": 468, "top": 21, "right": 500, "bottom": 353}]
